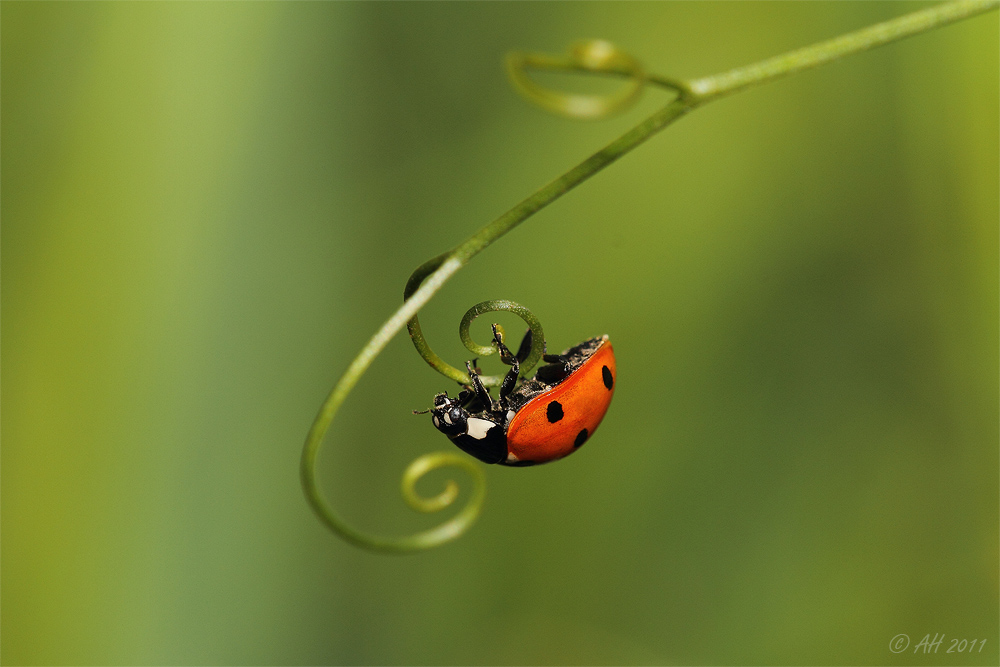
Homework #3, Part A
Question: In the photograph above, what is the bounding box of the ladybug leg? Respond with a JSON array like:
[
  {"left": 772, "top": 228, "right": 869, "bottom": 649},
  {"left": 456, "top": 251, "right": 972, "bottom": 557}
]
[
  {"left": 514, "top": 328, "right": 533, "bottom": 363},
  {"left": 536, "top": 352, "right": 571, "bottom": 384},
  {"left": 491, "top": 324, "right": 521, "bottom": 408},
  {"left": 454, "top": 387, "right": 481, "bottom": 410},
  {"left": 498, "top": 364, "right": 519, "bottom": 408},
  {"left": 465, "top": 360, "right": 497, "bottom": 412}
]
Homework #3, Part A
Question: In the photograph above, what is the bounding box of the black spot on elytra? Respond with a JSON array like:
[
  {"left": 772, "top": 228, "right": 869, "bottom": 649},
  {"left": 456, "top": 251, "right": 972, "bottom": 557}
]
[
  {"left": 546, "top": 401, "right": 564, "bottom": 423},
  {"left": 602, "top": 365, "right": 613, "bottom": 390},
  {"left": 574, "top": 428, "right": 589, "bottom": 447}
]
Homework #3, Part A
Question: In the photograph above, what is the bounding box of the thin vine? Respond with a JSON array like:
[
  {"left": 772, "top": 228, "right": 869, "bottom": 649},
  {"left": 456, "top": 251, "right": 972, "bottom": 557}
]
[{"left": 301, "top": 0, "right": 998, "bottom": 553}]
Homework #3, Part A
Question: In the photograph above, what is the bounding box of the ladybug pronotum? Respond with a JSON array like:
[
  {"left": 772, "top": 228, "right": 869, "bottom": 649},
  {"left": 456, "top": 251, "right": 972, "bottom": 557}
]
[{"left": 422, "top": 326, "right": 616, "bottom": 466}]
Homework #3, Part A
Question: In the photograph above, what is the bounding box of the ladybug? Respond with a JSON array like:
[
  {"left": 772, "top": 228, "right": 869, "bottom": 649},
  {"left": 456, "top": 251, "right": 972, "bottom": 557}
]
[{"left": 419, "top": 325, "right": 616, "bottom": 466}]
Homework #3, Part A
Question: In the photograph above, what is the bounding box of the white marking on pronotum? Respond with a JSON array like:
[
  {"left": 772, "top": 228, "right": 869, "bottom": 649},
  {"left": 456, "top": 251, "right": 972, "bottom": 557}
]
[
  {"left": 506, "top": 410, "right": 516, "bottom": 425},
  {"left": 442, "top": 412, "right": 453, "bottom": 425},
  {"left": 466, "top": 418, "right": 495, "bottom": 441},
  {"left": 432, "top": 416, "right": 440, "bottom": 428}
]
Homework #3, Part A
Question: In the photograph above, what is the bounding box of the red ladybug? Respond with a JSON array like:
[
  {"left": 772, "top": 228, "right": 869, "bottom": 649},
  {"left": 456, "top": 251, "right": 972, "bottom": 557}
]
[{"left": 422, "top": 326, "right": 616, "bottom": 466}]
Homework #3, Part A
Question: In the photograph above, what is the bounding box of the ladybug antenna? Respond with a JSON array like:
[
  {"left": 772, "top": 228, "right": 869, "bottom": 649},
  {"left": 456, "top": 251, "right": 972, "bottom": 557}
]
[{"left": 414, "top": 391, "right": 453, "bottom": 414}]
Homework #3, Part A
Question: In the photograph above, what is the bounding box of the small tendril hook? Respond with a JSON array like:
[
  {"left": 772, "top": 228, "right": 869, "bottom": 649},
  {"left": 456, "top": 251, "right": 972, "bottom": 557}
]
[
  {"left": 506, "top": 39, "right": 692, "bottom": 120},
  {"left": 506, "top": 39, "right": 647, "bottom": 119}
]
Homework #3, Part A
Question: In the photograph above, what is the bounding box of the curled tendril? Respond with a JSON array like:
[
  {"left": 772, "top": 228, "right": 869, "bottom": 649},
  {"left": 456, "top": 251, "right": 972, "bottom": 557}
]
[
  {"left": 405, "top": 263, "right": 545, "bottom": 387},
  {"left": 458, "top": 300, "right": 544, "bottom": 379},
  {"left": 401, "top": 451, "right": 482, "bottom": 514},
  {"left": 302, "top": 445, "right": 484, "bottom": 553},
  {"left": 506, "top": 39, "right": 690, "bottom": 120},
  {"left": 304, "top": 3, "right": 995, "bottom": 552},
  {"left": 412, "top": 297, "right": 544, "bottom": 387}
]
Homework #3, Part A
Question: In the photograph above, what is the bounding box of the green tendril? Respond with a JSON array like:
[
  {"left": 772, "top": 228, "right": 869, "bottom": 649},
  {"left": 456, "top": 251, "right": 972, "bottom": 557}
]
[
  {"left": 507, "top": 39, "right": 653, "bottom": 120},
  {"left": 404, "top": 297, "right": 545, "bottom": 388},
  {"left": 458, "top": 300, "right": 544, "bottom": 380},
  {"left": 401, "top": 451, "right": 484, "bottom": 515},
  {"left": 302, "top": 0, "right": 997, "bottom": 553},
  {"left": 403, "top": 254, "right": 467, "bottom": 385}
]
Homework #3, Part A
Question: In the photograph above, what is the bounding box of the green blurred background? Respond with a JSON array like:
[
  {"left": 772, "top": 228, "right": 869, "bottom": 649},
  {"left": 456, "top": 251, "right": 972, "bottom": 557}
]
[{"left": 3, "top": 2, "right": 997, "bottom": 665}]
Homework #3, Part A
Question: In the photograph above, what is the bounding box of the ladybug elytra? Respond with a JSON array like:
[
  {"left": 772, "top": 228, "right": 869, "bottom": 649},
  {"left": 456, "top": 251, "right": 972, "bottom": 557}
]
[{"left": 421, "top": 326, "right": 616, "bottom": 466}]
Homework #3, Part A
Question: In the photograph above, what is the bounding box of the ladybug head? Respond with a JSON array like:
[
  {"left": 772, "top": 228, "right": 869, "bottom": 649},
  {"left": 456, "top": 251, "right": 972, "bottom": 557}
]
[{"left": 429, "top": 393, "right": 469, "bottom": 438}]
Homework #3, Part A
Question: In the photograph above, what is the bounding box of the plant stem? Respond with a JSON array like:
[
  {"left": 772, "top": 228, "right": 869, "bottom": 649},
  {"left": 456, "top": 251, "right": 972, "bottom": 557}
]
[
  {"left": 439, "top": 0, "right": 999, "bottom": 270},
  {"left": 303, "top": 0, "right": 997, "bottom": 552},
  {"left": 454, "top": 96, "right": 693, "bottom": 262},
  {"left": 688, "top": 0, "right": 999, "bottom": 102}
]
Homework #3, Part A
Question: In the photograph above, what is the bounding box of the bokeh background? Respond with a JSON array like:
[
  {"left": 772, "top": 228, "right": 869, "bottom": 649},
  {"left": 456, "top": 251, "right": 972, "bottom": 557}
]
[{"left": 3, "top": 2, "right": 997, "bottom": 665}]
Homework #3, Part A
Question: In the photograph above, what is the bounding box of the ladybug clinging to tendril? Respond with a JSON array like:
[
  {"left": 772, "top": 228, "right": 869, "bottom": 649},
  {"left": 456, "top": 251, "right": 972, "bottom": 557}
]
[{"left": 416, "top": 325, "right": 616, "bottom": 466}]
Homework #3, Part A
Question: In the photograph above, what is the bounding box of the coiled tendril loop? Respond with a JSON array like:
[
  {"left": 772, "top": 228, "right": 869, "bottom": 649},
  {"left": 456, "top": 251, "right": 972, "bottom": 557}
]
[
  {"left": 506, "top": 39, "right": 692, "bottom": 120},
  {"left": 406, "top": 264, "right": 545, "bottom": 387},
  {"left": 507, "top": 39, "right": 648, "bottom": 119},
  {"left": 401, "top": 451, "right": 484, "bottom": 515}
]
